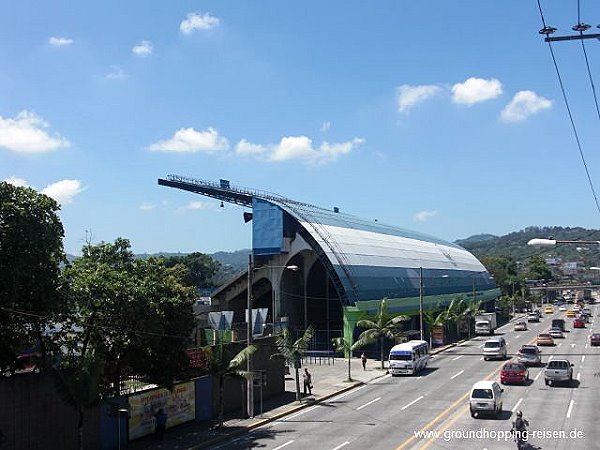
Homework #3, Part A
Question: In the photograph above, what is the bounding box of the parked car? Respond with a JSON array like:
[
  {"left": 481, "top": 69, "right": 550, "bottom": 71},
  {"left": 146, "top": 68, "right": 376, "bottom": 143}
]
[
  {"left": 573, "top": 318, "right": 586, "bottom": 328},
  {"left": 500, "top": 362, "right": 529, "bottom": 385},
  {"left": 469, "top": 380, "right": 504, "bottom": 418},
  {"left": 537, "top": 333, "right": 554, "bottom": 346},
  {"left": 549, "top": 327, "right": 564, "bottom": 339},
  {"left": 544, "top": 359, "right": 573, "bottom": 386},
  {"left": 482, "top": 337, "right": 507, "bottom": 361},
  {"left": 590, "top": 333, "right": 600, "bottom": 346},
  {"left": 514, "top": 321, "right": 527, "bottom": 331},
  {"left": 1, "top": 352, "right": 41, "bottom": 378},
  {"left": 517, "top": 345, "right": 542, "bottom": 366}
]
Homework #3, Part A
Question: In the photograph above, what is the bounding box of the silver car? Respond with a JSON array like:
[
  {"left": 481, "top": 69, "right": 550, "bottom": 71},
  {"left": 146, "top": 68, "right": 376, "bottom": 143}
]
[
  {"left": 517, "top": 345, "right": 542, "bottom": 366},
  {"left": 549, "top": 327, "right": 564, "bottom": 339},
  {"left": 514, "top": 321, "right": 527, "bottom": 331}
]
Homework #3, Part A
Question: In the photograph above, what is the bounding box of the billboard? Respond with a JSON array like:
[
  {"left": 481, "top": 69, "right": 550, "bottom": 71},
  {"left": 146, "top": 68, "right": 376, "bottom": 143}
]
[{"left": 128, "top": 381, "right": 195, "bottom": 440}]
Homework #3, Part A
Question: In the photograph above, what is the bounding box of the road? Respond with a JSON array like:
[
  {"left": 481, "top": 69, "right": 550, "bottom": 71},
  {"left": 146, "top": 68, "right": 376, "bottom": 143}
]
[{"left": 208, "top": 304, "right": 599, "bottom": 450}]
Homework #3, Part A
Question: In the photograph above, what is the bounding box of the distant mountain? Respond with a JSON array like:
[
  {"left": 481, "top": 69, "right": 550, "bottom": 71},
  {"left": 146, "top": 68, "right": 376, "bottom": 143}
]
[{"left": 456, "top": 226, "right": 600, "bottom": 265}]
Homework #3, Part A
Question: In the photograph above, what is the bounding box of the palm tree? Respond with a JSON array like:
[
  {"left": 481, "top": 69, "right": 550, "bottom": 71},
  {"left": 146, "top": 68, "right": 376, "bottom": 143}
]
[
  {"left": 422, "top": 307, "right": 446, "bottom": 349},
  {"left": 205, "top": 340, "right": 257, "bottom": 428},
  {"left": 271, "top": 325, "right": 314, "bottom": 402},
  {"left": 462, "top": 300, "right": 484, "bottom": 338},
  {"left": 331, "top": 336, "right": 365, "bottom": 382},
  {"left": 51, "top": 355, "right": 103, "bottom": 450},
  {"left": 354, "top": 298, "right": 410, "bottom": 370}
]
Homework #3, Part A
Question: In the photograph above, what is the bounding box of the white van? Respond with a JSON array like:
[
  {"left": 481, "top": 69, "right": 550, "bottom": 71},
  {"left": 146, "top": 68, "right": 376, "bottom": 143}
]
[
  {"left": 388, "top": 340, "right": 430, "bottom": 376},
  {"left": 469, "top": 380, "right": 503, "bottom": 417}
]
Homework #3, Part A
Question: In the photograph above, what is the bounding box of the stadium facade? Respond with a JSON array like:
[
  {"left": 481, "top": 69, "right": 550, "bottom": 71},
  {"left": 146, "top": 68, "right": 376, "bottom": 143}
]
[{"left": 159, "top": 175, "right": 499, "bottom": 342}]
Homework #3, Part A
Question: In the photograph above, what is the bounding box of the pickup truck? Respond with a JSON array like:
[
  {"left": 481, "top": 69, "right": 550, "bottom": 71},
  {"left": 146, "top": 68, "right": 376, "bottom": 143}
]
[{"left": 544, "top": 359, "right": 573, "bottom": 386}]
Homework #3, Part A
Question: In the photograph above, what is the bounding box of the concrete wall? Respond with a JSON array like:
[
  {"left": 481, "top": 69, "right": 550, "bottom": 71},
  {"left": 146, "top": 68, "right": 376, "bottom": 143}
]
[{"left": 0, "top": 373, "right": 100, "bottom": 450}]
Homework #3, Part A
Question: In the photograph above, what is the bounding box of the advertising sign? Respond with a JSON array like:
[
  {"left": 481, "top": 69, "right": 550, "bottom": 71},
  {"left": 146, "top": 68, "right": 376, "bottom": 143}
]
[{"left": 128, "top": 381, "right": 195, "bottom": 440}]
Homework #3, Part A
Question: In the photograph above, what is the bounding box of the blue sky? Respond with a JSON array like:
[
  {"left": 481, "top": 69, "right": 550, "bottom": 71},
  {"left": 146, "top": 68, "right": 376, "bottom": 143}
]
[{"left": 2, "top": 1, "right": 600, "bottom": 255}]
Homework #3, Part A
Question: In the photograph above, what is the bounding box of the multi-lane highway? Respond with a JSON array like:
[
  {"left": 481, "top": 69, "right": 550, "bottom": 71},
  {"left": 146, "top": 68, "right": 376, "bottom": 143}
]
[{"left": 209, "top": 304, "right": 599, "bottom": 450}]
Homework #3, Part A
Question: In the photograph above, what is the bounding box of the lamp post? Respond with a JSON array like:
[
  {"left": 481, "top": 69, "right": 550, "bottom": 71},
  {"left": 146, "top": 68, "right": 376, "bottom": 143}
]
[
  {"left": 419, "top": 267, "right": 424, "bottom": 341},
  {"left": 246, "top": 256, "right": 298, "bottom": 418},
  {"left": 117, "top": 408, "right": 128, "bottom": 450},
  {"left": 528, "top": 238, "right": 600, "bottom": 246}
]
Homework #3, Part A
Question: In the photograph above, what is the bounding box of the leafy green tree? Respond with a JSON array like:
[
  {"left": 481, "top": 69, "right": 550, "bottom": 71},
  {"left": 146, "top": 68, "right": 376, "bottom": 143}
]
[
  {"left": 480, "top": 255, "right": 519, "bottom": 296},
  {"left": 59, "top": 238, "right": 196, "bottom": 394},
  {"left": 204, "top": 340, "right": 257, "bottom": 428},
  {"left": 354, "top": 298, "right": 410, "bottom": 369},
  {"left": 526, "top": 255, "right": 554, "bottom": 282},
  {"left": 331, "top": 336, "right": 365, "bottom": 382},
  {"left": 0, "top": 182, "right": 66, "bottom": 369},
  {"left": 162, "top": 252, "right": 221, "bottom": 289},
  {"left": 272, "top": 326, "right": 314, "bottom": 401},
  {"left": 422, "top": 305, "right": 446, "bottom": 348}
]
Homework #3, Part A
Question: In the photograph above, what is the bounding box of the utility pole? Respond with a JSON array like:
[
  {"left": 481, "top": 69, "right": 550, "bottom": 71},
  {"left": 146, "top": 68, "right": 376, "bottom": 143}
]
[
  {"left": 419, "top": 267, "right": 424, "bottom": 341},
  {"left": 246, "top": 254, "right": 254, "bottom": 418}
]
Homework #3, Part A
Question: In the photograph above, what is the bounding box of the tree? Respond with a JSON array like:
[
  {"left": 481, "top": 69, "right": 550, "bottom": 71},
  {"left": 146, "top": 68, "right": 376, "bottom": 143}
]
[
  {"left": 480, "top": 255, "right": 519, "bottom": 296},
  {"left": 204, "top": 340, "right": 256, "bottom": 428},
  {"left": 51, "top": 354, "right": 103, "bottom": 450},
  {"left": 0, "top": 182, "right": 66, "bottom": 369},
  {"left": 422, "top": 305, "right": 446, "bottom": 349},
  {"left": 526, "top": 255, "right": 554, "bottom": 282},
  {"left": 272, "top": 326, "right": 314, "bottom": 401},
  {"left": 59, "top": 238, "right": 197, "bottom": 394},
  {"left": 354, "top": 298, "right": 410, "bottom": 369},
  {"left": 331, "top": 336, "right": 364, "bottom": 382},
  {"left": 162, "top": 252, "right": 221, "bottom": 289}
]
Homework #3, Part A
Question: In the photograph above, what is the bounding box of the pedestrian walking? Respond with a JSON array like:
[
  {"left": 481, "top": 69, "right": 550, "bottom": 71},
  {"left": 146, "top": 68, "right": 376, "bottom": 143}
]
[
  {"left": 361, "top": 352, "right": 367, "bottom": 370},
  {"left": 154, "top": 408, "right": 167, "bottom": 441},
  {"left": 303, "top": 368, "right": 313, "bottom": 395}
]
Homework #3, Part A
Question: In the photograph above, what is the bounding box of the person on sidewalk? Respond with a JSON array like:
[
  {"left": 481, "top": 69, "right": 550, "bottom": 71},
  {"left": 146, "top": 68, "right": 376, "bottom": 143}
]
[
  {"left": 303, "top": 368, "right": 313, "bottom": 395},
  {"left": 154, "top": 408, "right": 167, "bottom": 441},
  {"left": 361, "top": 352, "right": 367, "bottom": 370}
]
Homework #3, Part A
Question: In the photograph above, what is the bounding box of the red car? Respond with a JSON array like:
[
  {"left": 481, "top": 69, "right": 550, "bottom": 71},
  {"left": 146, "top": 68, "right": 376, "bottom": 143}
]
[
  {"left": 590, "top": 333, "right": 600, "bottom": 346},
  {"left": 573, "top": 318, "right": 586, "bottom": 328},
  {"left": 500, "top": 362, "right": 529, "bottom": 385}
]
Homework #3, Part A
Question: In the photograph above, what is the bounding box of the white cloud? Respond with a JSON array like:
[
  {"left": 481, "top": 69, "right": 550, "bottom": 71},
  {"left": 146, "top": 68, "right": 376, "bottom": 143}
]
[
  {"left": 148, "top": 127, "right": 229, "bottom": 153},
  {"left": 235, "top": 139, "right": 267, "bottom": 156},
  {"left": 49, "top": 36, "right": 73, "bottom": 47},
  {"left": 139, "top": 202, "right": 156, "bottom": 211},
  {"left": 180, "top": 12, "right": 220, "bottom": 34},
  {"left": 132, "top": 40, "right": 153, "bottom": 57},
  {"left": 451, "top": 77, "right": 503, "bottom": 105},
  {"left": 500, "top": 90, "right": 552, "bottom": 122},
  {"left": 268, "top": 136, "right": 364, "bottom": 165},
  {"left": 413, "top": 210, "right": 438, "bottom": 222},
  {"left": 41, "top": 179, "right": 84, "bottom": 205},
  {"left": 397, "top": 84, "right": 442, "bottom": 113},
  {"left": 105, "top": 66, "right": 126, "bottom": 80},
  {"left": 186, "top": 201, "right": 210, "bottom": 210},
  {"left": 320, "top": 121, "right": 331, "bottom": 132},
  {"left": 0, "top": 111, "right": 70, "bottom": 154},
  {"left": 4, "top": 176, "right": 29, "bottom": 187}
]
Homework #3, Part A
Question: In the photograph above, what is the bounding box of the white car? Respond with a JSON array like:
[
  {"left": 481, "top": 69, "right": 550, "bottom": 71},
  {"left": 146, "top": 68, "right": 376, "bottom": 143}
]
[
  {"left": 549, "top": 327, "right": 564, "bottom": 339},
  {"left": 469, "top": 380, "right": 504, "bottom": 417},
  {"left": 514, "top": 321, "right": 527, "bottom": 331},
  {"left": 559, "top": 305, "right": 567, "bottom": 311}
]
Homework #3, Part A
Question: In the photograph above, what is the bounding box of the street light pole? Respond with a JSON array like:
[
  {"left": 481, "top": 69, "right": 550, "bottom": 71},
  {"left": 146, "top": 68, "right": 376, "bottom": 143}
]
[
  {"left": 247, "top": 254, "right": 254, "bottom": 418},
  {"left": 528, "top": 238, "right": 600, "bottom": 246},
  {"left": 419, "top": 266, "right": 424, "bottom": 341}
]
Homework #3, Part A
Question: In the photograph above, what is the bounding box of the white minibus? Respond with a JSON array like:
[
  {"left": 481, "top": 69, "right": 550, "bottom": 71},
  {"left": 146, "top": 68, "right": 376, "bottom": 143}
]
[{"left": 388, "top": 340, "right": 430, "bottom": 376}]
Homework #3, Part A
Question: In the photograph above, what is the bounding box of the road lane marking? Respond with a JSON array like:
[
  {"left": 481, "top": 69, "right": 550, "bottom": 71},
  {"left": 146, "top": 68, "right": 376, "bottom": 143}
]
[
  {"left": 450, "top": 370, "right": 464, "bottom": 380},
  {"left": 478, "top": 344, "right": 485, "bottom": 348},
  {"left": 585, "top": 343, "right": 588, "bottom": 349},
  {"left": 401, "top": 395, "right": 424, "bottom": 410},
  {"left": 331, "top": 442, "right": 350, "bottom": 450},
  {"left": 534, "top": 370, "right": 542, "bottom": 381},
  {"left": 558, "top": 343, "right": 562, "bottom": 347},
  {"left": 356, "top": 397, "right": 381, "bottom": 411},
  {"left": 570, "top": 343, "right": 576, "bottom": 348},
  {"left": 581, "top": 355, "right": 586, "bottom": 363},
  {"left": 328, "top": 384, "right": 367, "bottom": 400},
  {"left": 452, "top": 355, "right": 463, "bottom": 361},
  {"left": 577, "top": 372, "right": 581, "bottom": 380},
  {"left": 283, "top": 405, "right": 320, "bottom": 421},
  {"left": 566, "top": 400, "right": 575, "bottom": 418},
  {"left": 479, "top": 357, "right": 484, "bottom": 360},
  {"left": 416, "top": 376, "right": 423, "bottom": 380},
  {"left": 512, "top": 398, "right": 523, "bottom": 413},
  {"left": 370, "top": 375, "right": 391, "bottom": 385},
  {"left": 273, "top": 440, "right": 295, "bottom": 450}
]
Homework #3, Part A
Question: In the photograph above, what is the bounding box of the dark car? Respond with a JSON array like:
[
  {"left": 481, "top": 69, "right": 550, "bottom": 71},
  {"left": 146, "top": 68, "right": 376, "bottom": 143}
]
[
  {"left": 1, "top": 352, "right": 41, "bottom": 377},
  {"left": 500, "top": 362, "right": 529, "bottom": 385},
  {"left": 590, "top": 333, "right": 600, "bottom": 346}
]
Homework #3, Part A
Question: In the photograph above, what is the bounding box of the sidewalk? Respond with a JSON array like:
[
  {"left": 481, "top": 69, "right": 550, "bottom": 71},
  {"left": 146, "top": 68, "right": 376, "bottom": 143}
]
[{"left": 125, "top": 339, "right": 471, "bottom": 450}]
